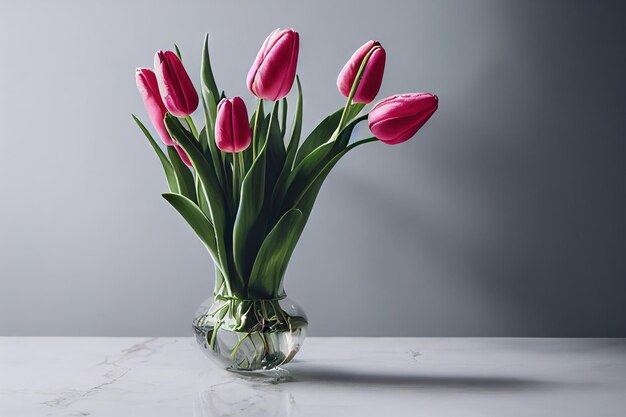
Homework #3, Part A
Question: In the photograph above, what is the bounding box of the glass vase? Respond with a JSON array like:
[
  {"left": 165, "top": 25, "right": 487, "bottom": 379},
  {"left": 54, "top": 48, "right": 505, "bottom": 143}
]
[{"left": 193, "top": 289, "right": 307, "bottom": 374}]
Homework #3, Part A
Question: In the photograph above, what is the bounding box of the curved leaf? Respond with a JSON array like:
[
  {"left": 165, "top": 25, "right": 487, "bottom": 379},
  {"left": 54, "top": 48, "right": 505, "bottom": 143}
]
[
  {"left": 247, "top": 209, "right": 303, "bottom": 299},
  {"left": 201, "top": 35, "right": 227, "bottom": 196},
  {"left": 293, "top": 102, "right": 363, "bottom": 166},
  {"left": 201, "top": 34, "right": 220, "bottom": 101},
  {"left": 285, "top": 76, "right": 304, "bottom": 171},
  {"left": 196, "top": 175, "right": 210, "bottom": 218},
  {"left": 265, "top": 103, "right": 285, "bottom": 200},
  {"left": 162, "top": 193, "right": 219, "bottom": 265},
  {"left": 293, "top": 107, "right": 343, "bottom": 166},
  {"left": 283, "top": 138, "right": 378, "bottom": 257},
  {"left": 164, "top": 114, "right": 240, "bottom": 291},
  {"left": 294, "top": 138, "right": 378, "bottom": 225},
  {"left": 279, "top": 116, "right": 366, "bottom": 214},
  {"left": 232, "top": 113, "right": 274, "bottom": 281},
  {"left": 167, "top": 146, "right": 197, "bottom": 202},
  {"left": 201, "top": 92, "right": 226, "bottom": 190},
  {"left": 132, "top": 115, "right": 178, "bottom": 193},
  {"left": 270, "top": 77, "right": 303, "bottom": 217}
]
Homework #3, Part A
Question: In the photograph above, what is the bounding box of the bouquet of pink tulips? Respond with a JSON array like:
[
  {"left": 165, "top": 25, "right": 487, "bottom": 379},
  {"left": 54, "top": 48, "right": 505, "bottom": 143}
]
[{"left": 133, "top": 29, "right": 437, "bottom": 308}]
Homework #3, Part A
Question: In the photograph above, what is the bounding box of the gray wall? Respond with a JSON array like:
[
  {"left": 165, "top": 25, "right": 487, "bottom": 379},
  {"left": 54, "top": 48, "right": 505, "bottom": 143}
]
[{"left": 0, "top": 0, "right": 624, "bottom": 337}]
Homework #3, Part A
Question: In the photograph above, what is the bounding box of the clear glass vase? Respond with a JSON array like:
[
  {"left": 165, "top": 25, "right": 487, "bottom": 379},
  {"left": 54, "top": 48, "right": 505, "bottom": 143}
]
[{"left": 193, "top": 289, "right": 307, "bottom": 374}]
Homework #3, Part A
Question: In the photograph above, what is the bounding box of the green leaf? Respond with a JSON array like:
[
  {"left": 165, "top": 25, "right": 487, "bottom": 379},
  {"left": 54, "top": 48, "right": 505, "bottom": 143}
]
[
  {"left": 132, "top": 114, "right": 179, "bottom": 193},
  {"left": 200, "top": 34, "right": 227, "bottom": 198},
  {"left": 201, "top": 84, "right": 226, "bottom": 195},
  {"left": 294, "top": 102, "right": 365, "bottom": 166},
  {"left": 293, "top": 107, "right": 343, "bottom": 167},
  {"left": 346, "top": 103, "right": 366, "bottom": 121},
  {"left": 196, "top": 175, "right": 210, "bottom": 218},
  {"left": 167, "top": 146, "right": 197, "bottom": 202},
  {"left": 247, "top": 209, "right": 304, "bottom": 299},
  {"left": 250, "top": 138, "right": 377, "bottom": 300},
  {"left": 161, "top": 193, "right": 219, "bottom": 265},
  {"left": 164, "top": 114, "right": 240, "bottom": 292},
  {"left": 280, "top": 116, "right": 366, "bottom": 215},
  {"left": 232, "top": 113, "right": 273, "bottom": 281},
  {"left": 198, "top": 125, "right": 209, "bottom": 154},
  {"left": 271, "top": 77, "right": 303, "bottom": 214},
  {"left": 336, "top": 114, "right": 368, "bottom": 149},
  {"left": 201, "top": 34, "right": 220, "bottom": 101},
  {"left": 174, "top": 44, "right": 183, "bottom": 61},
  {"left": 285, "top": 76, "right": 304, "bottom": 171},
  {"left": 294, "top": 138, "right": 378, "bottom": 220},
  {"left": 268, "top": 102, "right": 286, "bottom": 160},
  {"left": 265, "top": 102, "right": 286, "bottom": 196},
  {"left": 252, "top": 101, "right": 266, "bottom": 156}
]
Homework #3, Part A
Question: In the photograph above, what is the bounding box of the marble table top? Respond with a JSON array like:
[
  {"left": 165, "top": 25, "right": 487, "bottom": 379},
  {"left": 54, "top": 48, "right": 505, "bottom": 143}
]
[{"left": 1, "top": 337, "right": 625, "bottom": 417}]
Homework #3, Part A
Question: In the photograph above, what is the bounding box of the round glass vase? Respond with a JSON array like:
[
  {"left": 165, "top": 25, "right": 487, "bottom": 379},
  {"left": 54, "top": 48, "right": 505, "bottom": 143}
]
[{"left": 193, "top": 291, "right": 307, "bottom": 374}]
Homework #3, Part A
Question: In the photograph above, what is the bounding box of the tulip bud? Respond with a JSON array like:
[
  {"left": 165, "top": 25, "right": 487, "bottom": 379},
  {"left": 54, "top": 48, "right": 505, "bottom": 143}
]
[
  {"left": 337, "top": 41, "right": 386, "bottom": 104},
  {"left": 368, "top": 93, "right": 438, "bottom": 145},
  {"left": 215, "top": 97, "right": 252, "bottom": 153},
  {"left": 135, "top": 68, "right": 175, "bottom": 146},
  {"left": 154, "top": 50, "right": 199, "bottom": 117},
  {"left": 247, "top": 28, "right": 299, "bottom": 101}
]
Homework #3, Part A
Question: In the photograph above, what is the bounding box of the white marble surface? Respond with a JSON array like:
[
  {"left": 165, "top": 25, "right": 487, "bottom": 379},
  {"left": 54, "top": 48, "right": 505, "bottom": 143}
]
[{"left": 1, "top": 337, "right": 625, "bottom": 416}]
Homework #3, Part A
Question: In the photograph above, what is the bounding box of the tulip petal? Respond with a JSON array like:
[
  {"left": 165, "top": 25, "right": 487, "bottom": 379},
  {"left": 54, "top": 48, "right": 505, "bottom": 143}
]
[
  {"left": 247, "top": 29, "right": 299, "bottom": 101},
  {"left": 337, "top": 40, "right": 385, "bottom": 104},
  {"left": 215, "top": 99, "right": 234, "bottom": 152},
  {"left": 353, "top": 47, "right": 386, "bottom": 104},
  {"left": 275, "top": 32, "right": 299, "bottom": 101},
  {"left": 135, "top": 68, "right": 175, "bottom": 146},
  {"left": 215, "top": 97, "right": 252, "bottom": 153},
  {"left": 368, "top": 93, "right": 438, "bottom": 144},
  {"left": 253, "top": 32, "right": 292, "bottom": 100},
  {"left": 337, "top": 40, "right": 377, "bottom": 98},
  {"left": 232, "top": 97, "right": 252, "bottom": 152},
  {"left": 154, "top": 50, "right": 199, "bottom": 117}
]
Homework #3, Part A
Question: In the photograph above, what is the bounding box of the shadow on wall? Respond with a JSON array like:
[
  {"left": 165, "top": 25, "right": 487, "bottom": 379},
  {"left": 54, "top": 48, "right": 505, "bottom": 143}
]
[{"left": 333, "top": 1, "right": 626, "bottom": 336}]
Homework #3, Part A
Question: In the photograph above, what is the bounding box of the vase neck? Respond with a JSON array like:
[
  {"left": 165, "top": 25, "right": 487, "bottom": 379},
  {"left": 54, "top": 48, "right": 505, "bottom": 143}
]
[
  {"left": 213, "top": 266, "right": 286, "bottom": 300},
  {"left": 213, "top": 286, "right": 286, "bottom": 301}
]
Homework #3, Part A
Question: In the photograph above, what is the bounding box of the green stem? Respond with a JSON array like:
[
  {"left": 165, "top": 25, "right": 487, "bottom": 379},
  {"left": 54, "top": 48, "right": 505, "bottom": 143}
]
[
  {"left": 252, "top": 99, "right": 263, "bottom": 158},
  {"left": 232, "top": 152, "right": 239, "bottom": 208},
  {"left": 185, "top": 116, "right": 199, "bottom": 139},
  {"left": 346, "top": 136, "right": 378, "bottom": 151},
  {"left": 231, "top": 331, "right": 252, "bottom": 358},
  {"left": 236, "top": 152, "right": 245, "bottom": 181}
]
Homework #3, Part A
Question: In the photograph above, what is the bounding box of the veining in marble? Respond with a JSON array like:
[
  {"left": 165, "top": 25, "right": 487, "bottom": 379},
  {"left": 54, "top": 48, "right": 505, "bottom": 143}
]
[{"left": 1, "top": 337, "right": 625, "bottom": 417}]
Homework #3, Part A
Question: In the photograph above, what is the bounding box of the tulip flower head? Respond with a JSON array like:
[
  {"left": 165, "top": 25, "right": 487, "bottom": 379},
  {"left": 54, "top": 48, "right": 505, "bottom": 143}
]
[
  {"left": 215, "top": 97, "right": 252, "bottom": 153},
  {"left": 154, "top": 50, "right": 199, "bottom": 117},
  {"left": 337, "top": 40, "right": 386, "bottom": 104},
  {"left": 368, "top": 93, "right": 438, "bottom": 145},
  {"left": 135, "top": 68, "right": 175, "bottom": 146},
  {"left": 247, "top": 28, "right": 299, "bottom": 101}
]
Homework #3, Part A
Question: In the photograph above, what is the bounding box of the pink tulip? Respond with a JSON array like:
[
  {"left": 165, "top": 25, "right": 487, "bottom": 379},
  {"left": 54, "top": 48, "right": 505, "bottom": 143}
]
[
  {"left": 136, "top": 68, "right": 175, "bottom": 146},
  {"left": 215, "top": 97, "right": 252, "bottom": 153},
  {"left": 135, "top": 68, "right": 192, "bottom": 165},
  {"left": 337, "top": 40, "right": 386, "bottom": 104},
  {"left": 154, "top": 50, "right": 199, "bottom": 117},
  {"left": 247, "top": 28, "right": 299, "bottom": 101},
  {"left": 368, "top": 93, "right": 438, "bottom": 145}
]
